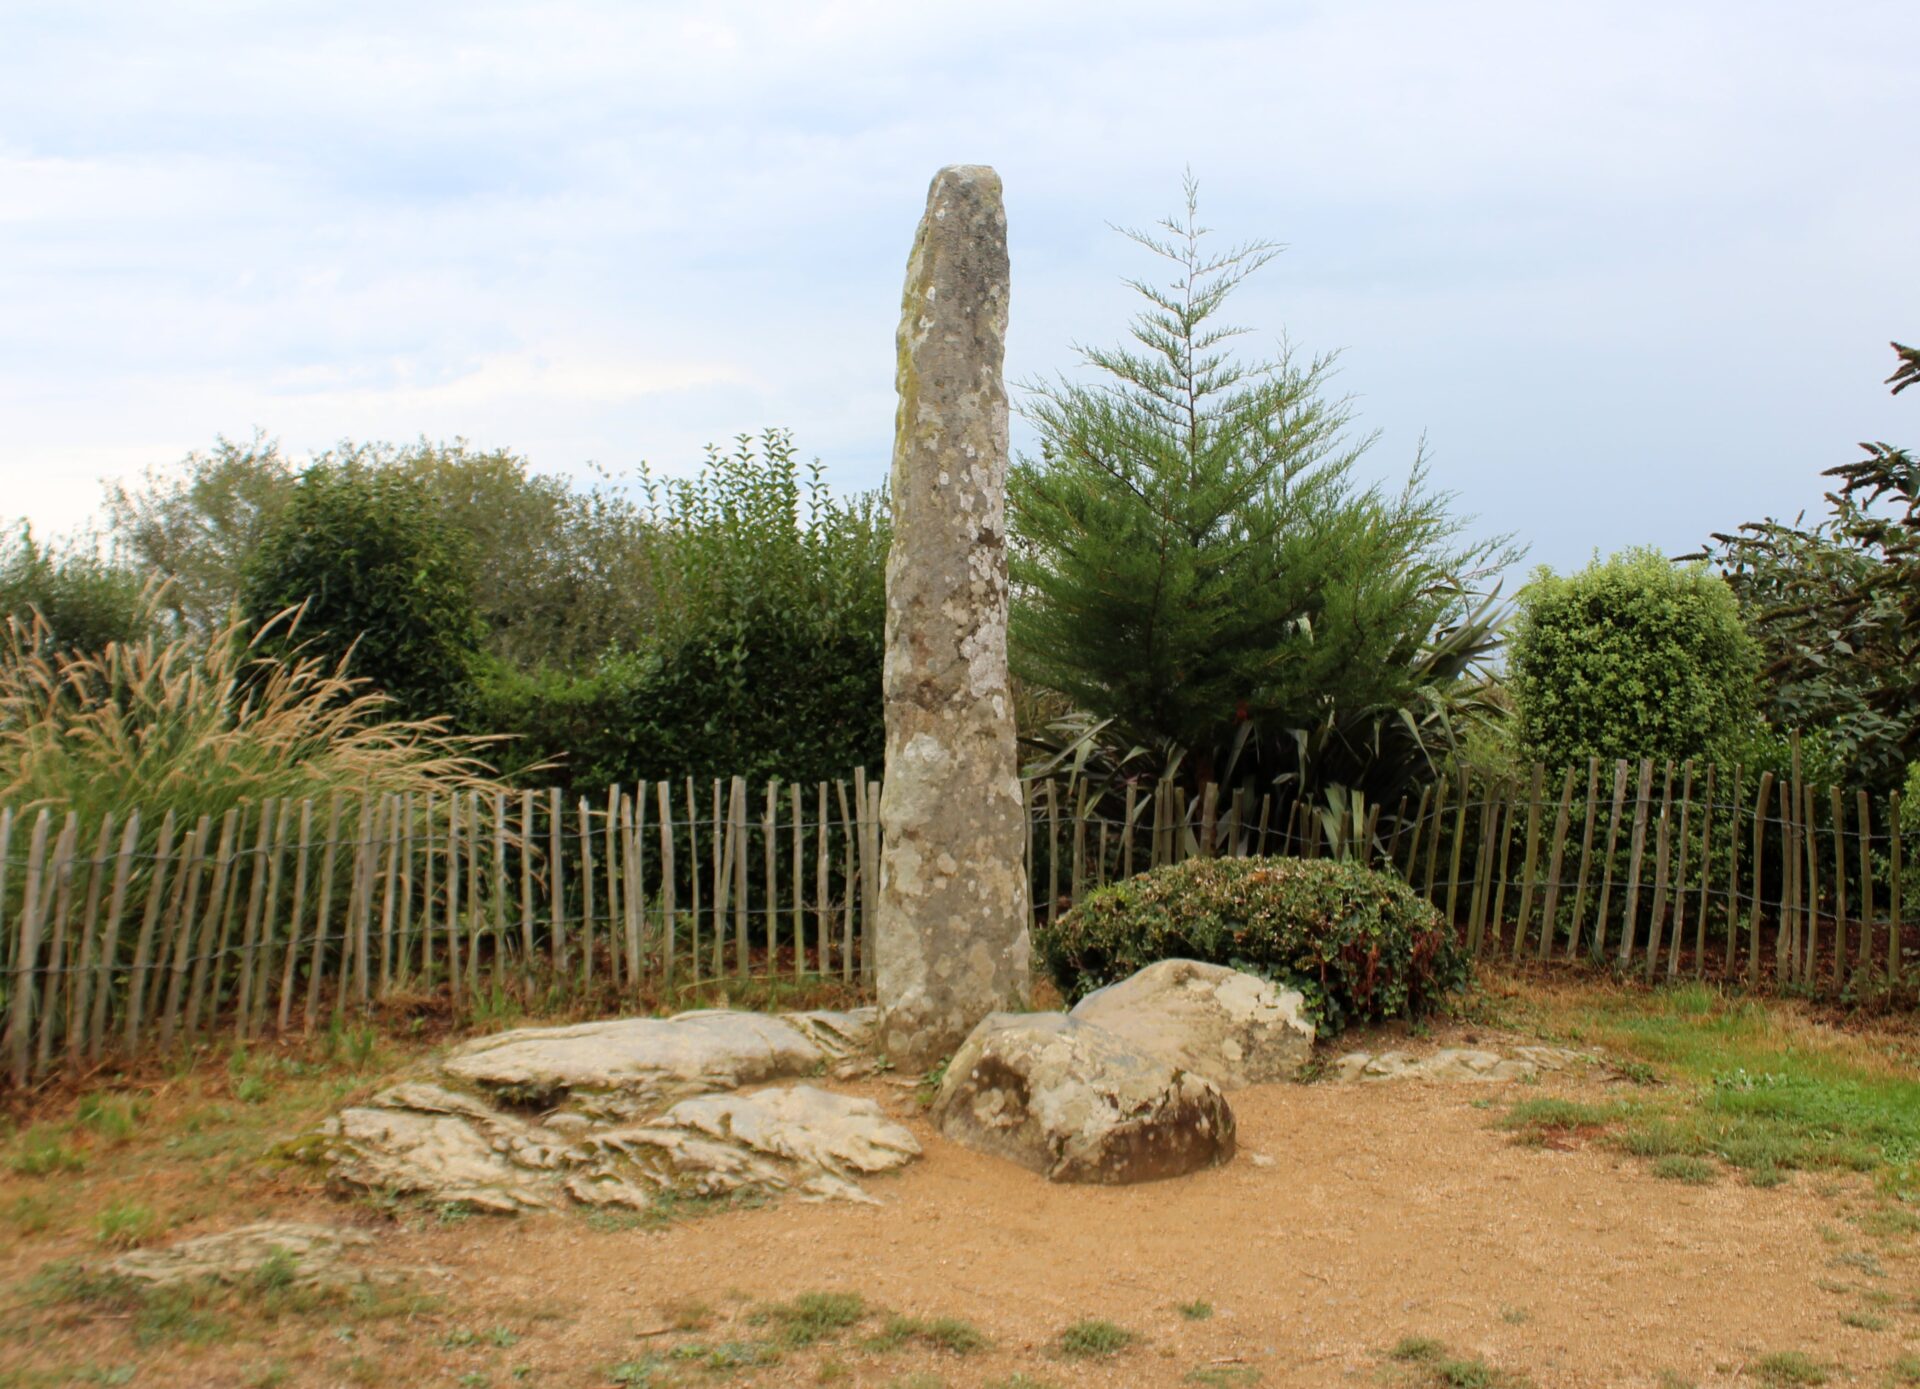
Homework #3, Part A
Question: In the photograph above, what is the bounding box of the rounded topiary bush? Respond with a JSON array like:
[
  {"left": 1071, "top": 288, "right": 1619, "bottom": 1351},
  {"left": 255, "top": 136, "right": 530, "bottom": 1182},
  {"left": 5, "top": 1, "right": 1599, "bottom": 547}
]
[{"left": 1034, "top": 856, "right": 1468, "bottom": 1035}]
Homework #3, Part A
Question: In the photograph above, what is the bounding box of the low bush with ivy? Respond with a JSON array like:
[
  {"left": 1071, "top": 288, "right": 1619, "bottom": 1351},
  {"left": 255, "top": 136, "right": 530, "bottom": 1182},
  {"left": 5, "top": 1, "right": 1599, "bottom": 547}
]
[{"left": 1033, "top": 856, "right": 1468, "bottom": 1035}]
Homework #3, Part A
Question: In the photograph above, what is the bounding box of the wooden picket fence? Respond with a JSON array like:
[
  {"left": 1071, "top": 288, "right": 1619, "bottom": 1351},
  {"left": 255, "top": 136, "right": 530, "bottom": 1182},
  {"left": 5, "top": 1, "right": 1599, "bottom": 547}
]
[
  {"left": 1, "top": 744, "right": 1910, "bottom": 1088},
  {"left": 1032, "top": 747, "right": 1908, "bottom": 995},
  {"left": 1, "top": 772, "right": 887, "bottom": 1089}
]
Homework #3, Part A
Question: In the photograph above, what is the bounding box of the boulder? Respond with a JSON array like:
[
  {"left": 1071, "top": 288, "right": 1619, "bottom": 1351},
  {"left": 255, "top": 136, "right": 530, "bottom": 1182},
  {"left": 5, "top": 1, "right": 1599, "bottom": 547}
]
[
  {"left": 932, "top": 1012, "right": 1234, "bottom": 1184},
  {"left": 1068, "top": 959, "right": 1314, "bottom": 1089}
]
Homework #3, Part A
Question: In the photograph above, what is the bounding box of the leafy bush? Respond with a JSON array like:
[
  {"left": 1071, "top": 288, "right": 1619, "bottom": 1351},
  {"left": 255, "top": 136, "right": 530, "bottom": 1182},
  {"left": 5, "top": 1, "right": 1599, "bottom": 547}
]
[
  {"left": 0, "top": 525, "right": 151, "bottom": 658},
  {"left": 1034, "top": 856, "right": 1467, "bottom": 1034},
  {"left": 240, "top": 462, "right": 483, "bottom": 721},
  {"left": 1508, "top": 548, "right": 1758, "bottom": 772},
  {"left": 475, "top": 432, "right": 888, "bottom": 795},
  {"left": 1698, "top": 342, "right": 1919, "bottom": 792}
]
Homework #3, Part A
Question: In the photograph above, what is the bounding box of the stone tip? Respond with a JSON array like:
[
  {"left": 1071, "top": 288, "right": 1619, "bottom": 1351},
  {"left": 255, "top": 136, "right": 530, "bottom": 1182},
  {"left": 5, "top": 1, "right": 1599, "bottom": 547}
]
[{"left": 930, "top": 164, "right": 1002, "bottom": 196}]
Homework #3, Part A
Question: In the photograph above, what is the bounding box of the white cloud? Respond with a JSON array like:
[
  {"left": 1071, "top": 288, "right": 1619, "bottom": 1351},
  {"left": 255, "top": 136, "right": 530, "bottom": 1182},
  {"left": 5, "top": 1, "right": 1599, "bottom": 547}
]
[{"left": 1, "top": 0, "right": 1916, "bottom": 568}]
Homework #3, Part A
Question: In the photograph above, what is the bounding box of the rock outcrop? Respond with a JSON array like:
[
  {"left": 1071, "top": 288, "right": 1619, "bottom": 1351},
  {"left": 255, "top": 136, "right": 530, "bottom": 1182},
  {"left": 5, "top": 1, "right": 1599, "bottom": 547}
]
[
  {"left": 313, "top": 1008, "right": 919, "bottom": 1213},
  {"left": 931, "top": 1012, "right": 1234, "bottom": 1184},
  {"left": 877, "top": 164, "right": 1030, "bottom": 1070},
  {"left": 1069, "top": 958, "right": 1315, "bottom": 1089},
  {"left": 1329, "top": 1044, "right": 1593, "bottom": 1084}
]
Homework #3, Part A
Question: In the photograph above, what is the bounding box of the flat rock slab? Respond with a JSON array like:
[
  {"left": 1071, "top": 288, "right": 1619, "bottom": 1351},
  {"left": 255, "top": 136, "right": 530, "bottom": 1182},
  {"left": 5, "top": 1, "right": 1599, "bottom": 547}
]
[
  {"left": 315, "top": 1008, "right": 916, "bottom": 1215},
  {"left": 1329, "top": 1045, "right": 1595, "bottom": 1084},
  {"left": 107, "top": 1222, "right": 389, "bottom": 1289},
  {"left": 1069, "top": 959, "right": 1314, "bottom": 1089},
  {"left": 441, "top": 1008, "right": 873, "bottom": 1117},
  {"left": 932, "top": 1012, "right": 1234, "bottom": 1185}
]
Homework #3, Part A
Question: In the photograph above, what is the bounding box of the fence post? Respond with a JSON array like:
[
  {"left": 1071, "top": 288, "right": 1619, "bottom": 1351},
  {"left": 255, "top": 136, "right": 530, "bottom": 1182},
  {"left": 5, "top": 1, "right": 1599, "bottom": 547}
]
[
  {"left": 6, "top": 809, "right": 51, "bottom": 1086},
  {"left": 90, "top": 811, "right": 141, "bottom": 1058},
  {"left": 1747, "top": 772, "right": 1774, "bottom": 983},
  {"left": 1512, "top": 763, "right": 1546, "bottom": 960},
  {"left": 1667, "top": 761, "right": 1693, "bottom": 977},
  {"left": 1539, "top": 767, "right": 1576, "bottom": 961},
  {"left": 1889, "top": 791, "right": 1904, "bottom": 981}
]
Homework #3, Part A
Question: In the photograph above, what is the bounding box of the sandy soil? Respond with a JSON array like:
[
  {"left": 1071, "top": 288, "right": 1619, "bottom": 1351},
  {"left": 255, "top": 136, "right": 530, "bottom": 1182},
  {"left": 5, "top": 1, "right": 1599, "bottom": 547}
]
[{"left": 362, "top": 1064, "right": 1916, "bottom": 1389}]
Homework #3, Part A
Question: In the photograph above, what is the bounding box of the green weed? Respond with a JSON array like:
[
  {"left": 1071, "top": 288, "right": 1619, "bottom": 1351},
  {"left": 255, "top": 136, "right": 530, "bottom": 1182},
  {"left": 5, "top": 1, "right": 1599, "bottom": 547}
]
[
  {"left": 1057, "top": 1319, "right": 1135, "bottom": 1358},
  {"left": 75, "top": 1094, "right": 143, "bottom": 1143},
  {"left": 8, "top": 1125, "right": 85, "bottom": 1176},
  {"left": 867, "top": 1314, "right": 988, "bottom": 1355},
  {"left": 1652, "top": 1155, "right": 1716, "bottom": 1185},
  {"left": 1188, "top": 1367, "right": 1260, "bottom": 1386},
  {"left": 91, "top": 1200, "right": 160, "bottom": 1249},
  {"left": 762, "top": 1291, "right": 867, "bottom": 1347},
  {"left": 1178, "top": 1299, "right": 1214, "bottom": 1321},
  {"left": 1750, "top": 1351, "right": 1828, "bottom": 1386}
]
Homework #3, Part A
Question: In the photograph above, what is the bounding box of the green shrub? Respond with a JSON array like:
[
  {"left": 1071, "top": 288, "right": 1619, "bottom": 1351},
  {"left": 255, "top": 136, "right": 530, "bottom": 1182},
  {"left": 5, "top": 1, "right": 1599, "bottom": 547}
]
[
  {"left": 1508, "top": 548, "right": 1758, "bottom": 772},
  {"left": 241, "top": 461, "right": 482, "bottom": 722},
  {"left": 0, "top": 525, "right": 151, "bottom": 659},
  {"left": 1033, "top": 856, "right": 1467, "bottom": 1034}
]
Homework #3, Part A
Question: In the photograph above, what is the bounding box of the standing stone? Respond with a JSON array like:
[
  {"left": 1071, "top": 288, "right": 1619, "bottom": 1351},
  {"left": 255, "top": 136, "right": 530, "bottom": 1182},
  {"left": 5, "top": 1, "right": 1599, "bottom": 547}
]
[{"left": 877, "top": 165, "right": 1030, "bottom": 1069}]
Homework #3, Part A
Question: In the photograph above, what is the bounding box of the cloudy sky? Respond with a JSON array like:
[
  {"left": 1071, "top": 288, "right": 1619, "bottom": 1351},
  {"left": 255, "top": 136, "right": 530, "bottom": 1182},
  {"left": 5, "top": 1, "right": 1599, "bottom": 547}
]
[{"left": 3, "top": 1, "right": 1915, "bottom": 577}]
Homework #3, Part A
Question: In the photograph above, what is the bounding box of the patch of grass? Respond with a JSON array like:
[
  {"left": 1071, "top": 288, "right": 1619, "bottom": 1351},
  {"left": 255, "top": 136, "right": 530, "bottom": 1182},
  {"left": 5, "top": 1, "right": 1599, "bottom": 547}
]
[
  {"left": 1529, "top": 981, "right": 1920, "bottom": 1192},
  {"left": 606, "top": 1357, "right": 669, "bottom": 1386},
  {"left": 8, "top": 1124, "right": 86, "bottom": 1176},
  {"left": 91, "top": 1200, "right": 160, "bottom": 1249},
  {"left": 1057, "top": 1319, "right": 1135, "bottom": 1359},
  {"left": 6, "top": 1192, "right": 57, "bottom": 1236},
  {"left": 1384, "top": 1337, "right": 1531, "bottom": 1388},
  {"left": 1499, "top": 1306, "right": 1528, "bottom": 1325},
  {"left": 1652, "top": 1155, "right": 1716, "bottom": 1185},
  {"left": 1498, "top": 1098, "right": 1621, "bottom": 1140},
  {"left": 1750, "top": 1351, "right": 1828, "bottom": 1386},
  {"left": 1188, "top": 1367, "right": 1261, "bottom": 1386},
  {"left": 761, "top": 1291, "right": 868, "bottom": 1347},
  {"left": 1178, "top": 1299, "right": 1214, "bottom": 1321},
  {"left": 1859, "top": 1205, "right": 1920, "bottom": 1239},
  {"left": 75, "top": 1094, "right": 143, "bottom": 1144},
  {"left": 1888, "top": 1353, "right": 1920, "bottom": 1384},
  {"left": 866, "top": 1314, "right": 989, "bottom": 1355},
  {"left": 1654, "top": 1373, "right": 1697, "bottom": 1389},
  {"left": 667, "top": 1338, "right": 781, "bottom": 1371},
  {"left": 883, "top": 1376, "right": 946, "bottom": 1389},
  {"left": 1841, "top": 1309, "right": 1887, "bottom": 1330},
  {"left": 985, "top": 1378, "right": 1057, "bottom": 1389}
]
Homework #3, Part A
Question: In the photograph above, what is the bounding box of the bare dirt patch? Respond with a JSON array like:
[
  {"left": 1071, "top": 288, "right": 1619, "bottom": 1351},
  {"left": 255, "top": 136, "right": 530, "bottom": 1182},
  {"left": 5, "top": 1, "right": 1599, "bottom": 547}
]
[{"left": 349, "top": 1066, "right": 1909, "bottom": 1388}]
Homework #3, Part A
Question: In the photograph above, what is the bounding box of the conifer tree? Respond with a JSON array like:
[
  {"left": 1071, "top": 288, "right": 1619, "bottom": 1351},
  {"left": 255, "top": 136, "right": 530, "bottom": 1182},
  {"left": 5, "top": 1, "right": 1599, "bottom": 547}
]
[{"left": 1010, "top": 178, "right": 1506, "bottom": 797}]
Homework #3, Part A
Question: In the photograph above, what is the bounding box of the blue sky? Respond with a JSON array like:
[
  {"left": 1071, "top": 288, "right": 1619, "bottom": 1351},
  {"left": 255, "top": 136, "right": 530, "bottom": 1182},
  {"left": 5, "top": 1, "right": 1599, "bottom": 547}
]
[{"left": 3, "top": 1, "right": 1916, "bottom": 580}]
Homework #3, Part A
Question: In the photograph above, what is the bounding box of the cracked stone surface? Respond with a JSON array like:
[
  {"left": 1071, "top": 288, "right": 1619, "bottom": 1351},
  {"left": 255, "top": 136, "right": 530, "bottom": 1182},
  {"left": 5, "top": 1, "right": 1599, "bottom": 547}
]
[
  {"left": 1069, "top": 958, "right": 1316, "bottom": 1089},
  {"left": 314, "top": 1008, "right": 920, "bottom": 1213},
  {"left": 1328, "top": 1044, "right": 1596, "bottom": 1084}
]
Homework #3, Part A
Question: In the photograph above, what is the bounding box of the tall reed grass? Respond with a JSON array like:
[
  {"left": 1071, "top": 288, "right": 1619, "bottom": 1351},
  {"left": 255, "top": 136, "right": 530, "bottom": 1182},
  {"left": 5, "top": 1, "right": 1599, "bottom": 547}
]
[{"left": 0, "top": 603, "right": 508, "bottom": 840}]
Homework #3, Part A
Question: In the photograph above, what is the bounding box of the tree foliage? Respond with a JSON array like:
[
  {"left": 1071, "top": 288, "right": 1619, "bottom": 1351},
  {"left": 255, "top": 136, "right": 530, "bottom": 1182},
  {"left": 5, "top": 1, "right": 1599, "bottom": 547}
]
[
  {"left": 106, "top": 434, "right": 657, "bottom": 670},
  {"left": 240, "top": 462, "right": 484, "bottom": 722},
  {"left": 1009, "top": 178, "right": 1510, "bottom": 804},
  {"left": 475, "top": 431, "right": 890, "bottom": 794},
  {"left": 0, "top": 525, "right": 151, "bottom": 660},
  {"left": 1698, "top": 342, "right": 1920, "bottom": 791},
  {"left": 1508, "top": 547, "right": 1759, "bottom": 772}
]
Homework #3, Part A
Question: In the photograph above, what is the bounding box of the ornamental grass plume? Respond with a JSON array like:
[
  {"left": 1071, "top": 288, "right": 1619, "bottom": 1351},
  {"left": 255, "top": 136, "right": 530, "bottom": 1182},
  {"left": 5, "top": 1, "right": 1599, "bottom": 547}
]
[{"left": 0, "top": 600, "right": 508, "bottom": 840}]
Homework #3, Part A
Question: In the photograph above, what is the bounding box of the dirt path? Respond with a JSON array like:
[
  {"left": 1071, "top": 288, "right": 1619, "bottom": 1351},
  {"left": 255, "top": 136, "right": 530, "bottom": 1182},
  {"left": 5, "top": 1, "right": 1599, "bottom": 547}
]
[{"left": 378, "top": 1071, "right": 1912, "bottom": 1388}]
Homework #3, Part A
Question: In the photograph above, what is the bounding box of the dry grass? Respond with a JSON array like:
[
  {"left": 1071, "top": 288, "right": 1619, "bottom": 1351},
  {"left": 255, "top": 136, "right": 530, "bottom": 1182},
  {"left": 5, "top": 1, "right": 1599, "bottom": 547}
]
[{"left": 0, "top": 602, "right": 508, "bottom": 833}]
